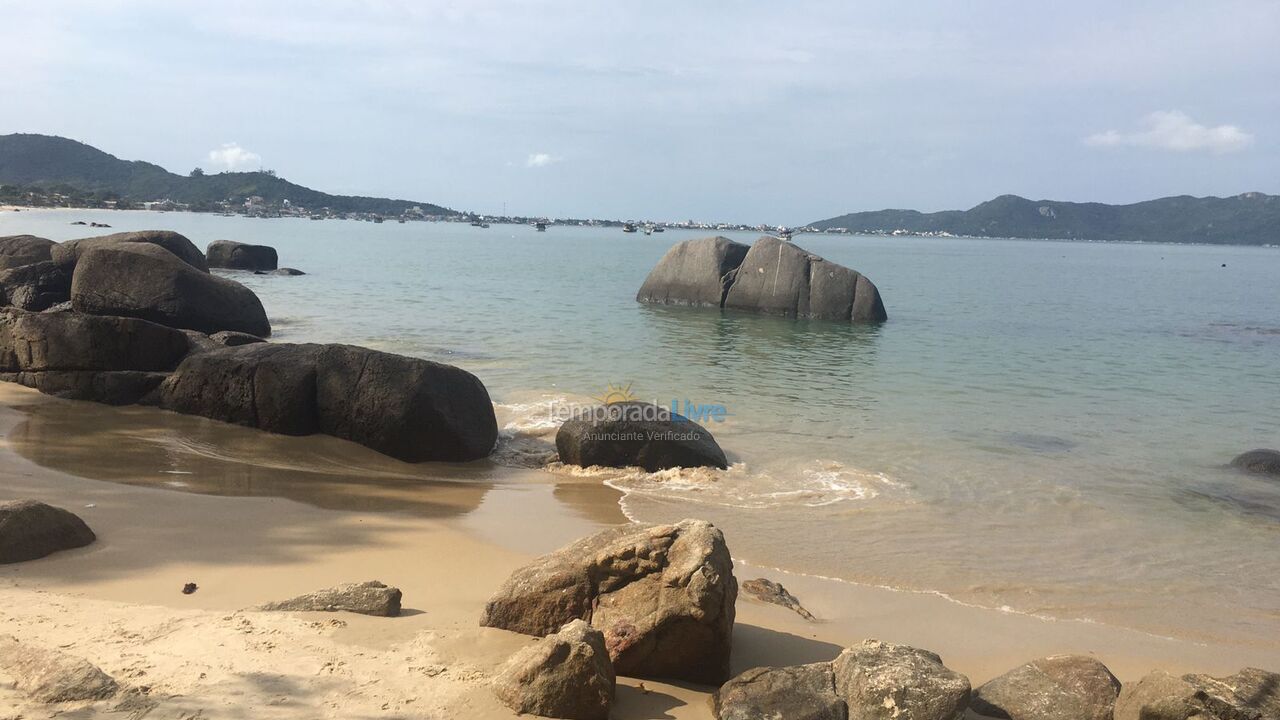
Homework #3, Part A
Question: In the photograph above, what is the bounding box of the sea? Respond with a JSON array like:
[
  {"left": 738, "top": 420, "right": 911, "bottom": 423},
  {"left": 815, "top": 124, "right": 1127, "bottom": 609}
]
[{"left": 4, "top": 208, "right": 1279, "bottom": 650}]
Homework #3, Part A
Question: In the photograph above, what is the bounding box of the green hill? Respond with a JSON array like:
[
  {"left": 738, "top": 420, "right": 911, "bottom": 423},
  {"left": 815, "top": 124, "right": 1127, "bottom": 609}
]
[
  {"left": 0, "top": 133, "right": 452, "bottom": 215},
  {"left": 810, "top": 193, "right": 1280, "bottom": 245}
]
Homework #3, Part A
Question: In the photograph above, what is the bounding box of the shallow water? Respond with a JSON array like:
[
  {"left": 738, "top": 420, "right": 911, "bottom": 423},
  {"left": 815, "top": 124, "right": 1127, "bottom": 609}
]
[{"left": 4, "top": 208, "right": 1280, "bottom": 649}]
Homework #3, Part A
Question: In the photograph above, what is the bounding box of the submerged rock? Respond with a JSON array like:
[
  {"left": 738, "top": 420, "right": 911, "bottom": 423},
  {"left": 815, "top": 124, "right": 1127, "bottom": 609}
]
[
  {"left": 493, "top": 619, "right": 615, "bottom": 720},
  {"left": 971, "top": 655, "right": 1120, "bottom": 720},
  {"left": 0, "top": 261, "right": 71, "bottom": 311},
  {"left": 1231, "top": 449, "right": 1280, "bottom": 477},
  {"left": 555, "top": 401, "right": 727, "bottom": 471},
  {"left": 0, "top": 635, "right": 118, "bottom": 702},
  {"left": 636, "top": 236, "right": 750, "bottom": 307},
  {"left": 741, "top": 577, "right": 816, "bottom": 621},
  {"left": 0, "top": 234, "right": 56, "bottom": 271},
  {"left": 271, "top": 267, "right": 306, "bottom": 276},
  {"left": 0, "top": 500, "right": 96, "bottom": 564},
  {"left": 206, "top": 239, "right": 279, "bottom": 271},
  {"left": 53, "top": 230, "right": 209, "bottom": 273},
  {"left": 481, "top": 519, "right": 737, "bottom": 684},
  {"left": 715, "top": 663, "right": 846, "bottom": 720},
  {"left": 259, "top": 581, "right": 402, "bottom": 616},
  {"left": 725, "top": 236, "right": 887, "bottom": 323}
]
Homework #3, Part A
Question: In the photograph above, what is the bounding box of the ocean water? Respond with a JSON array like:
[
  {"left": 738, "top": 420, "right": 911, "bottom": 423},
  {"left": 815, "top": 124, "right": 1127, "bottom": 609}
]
[{"left": 5, "top": 208, "right": 1280, "bottom": 649}]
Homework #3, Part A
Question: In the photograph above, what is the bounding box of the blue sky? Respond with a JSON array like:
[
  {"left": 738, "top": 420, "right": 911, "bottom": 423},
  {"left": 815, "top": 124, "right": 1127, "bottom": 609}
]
[{"left": 3, "top": 1, "right": 1277, "bottom": 223}]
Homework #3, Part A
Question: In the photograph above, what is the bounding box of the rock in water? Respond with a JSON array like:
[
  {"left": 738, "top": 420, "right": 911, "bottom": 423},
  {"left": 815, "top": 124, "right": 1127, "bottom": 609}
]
[
  {"left": 206, "top": 239, "right": 279, "bottom": 271},
  {"left": 0, "top": 307, "right": 191, "bottom": 372},
  {"left": 53, "top": 230, "right": 209, "bottom": 273},
  {"left": 636, "top": 236, "right": 750, "bottom": 307},
  {"left": 493, "top": 620, "right": 615, "bottom": 720},
  {"left": 1231, "top": 449, "right": 1280, "bottom": 477},
  {"left": 724, "top": 236, "right": 887, "bottom": 323},
  {"left": 971, "top": 655, "right": 1120, "bottom": 720},
  {"left": 481, "top": 519, "right": 737, "bottom": 684},
  {"left": 715, "top": 663, "right": 847, "bottom": 720},
  {"left": 0, "top": 261, "right": 71, "bottom": 311},
  {"left": 70, "top": 242, "right": 271, "bottom": 336},
  {"left": 832, "top": 640, "right": 971, "bottom": 720},
  {"left": 0, "top": 635, "right": 118, "bottom": 702},
  {"left": 555, "top": 401, "right": 728, "bottom": 471},
  {"left": 272, "top": 267, "right": 306, "bottom": 276},
  {"left": 259, "top": 581, "right": 403, "bottom": 616},
  {"left": 0, "top": 500, "right": 96, "bottom": 564},
  {"left": 0, "top": 235, "right": 56, "bottom": 271},
  {"left": 1182, "top": 668, "right": 1280, "bottom": 719},
  {"left": 741, "top": 577, "right": 816, "bottom": 621},
  {"left": 1114, "top": 670, "right": 1269, "bottom": 720}
]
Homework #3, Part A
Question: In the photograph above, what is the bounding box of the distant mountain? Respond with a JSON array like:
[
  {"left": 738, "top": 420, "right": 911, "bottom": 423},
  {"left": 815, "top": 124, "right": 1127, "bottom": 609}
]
[
  {"left": 810, "top": 193, "right": 1280, "bottom": 245},
  {"left": 0, "top": 133, "right": 452, "bottom": 215}
]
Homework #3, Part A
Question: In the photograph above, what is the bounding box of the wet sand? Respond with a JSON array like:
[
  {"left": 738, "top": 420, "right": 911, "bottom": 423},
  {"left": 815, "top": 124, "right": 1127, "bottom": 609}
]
[{"left": 1, "top": 383, "right": 1276, "bottom": 718}]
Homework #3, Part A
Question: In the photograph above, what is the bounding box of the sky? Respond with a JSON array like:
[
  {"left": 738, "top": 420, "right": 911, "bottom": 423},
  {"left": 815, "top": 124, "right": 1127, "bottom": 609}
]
[{"left": 3, "top": 1, "right": 1278, "bottom": 224}]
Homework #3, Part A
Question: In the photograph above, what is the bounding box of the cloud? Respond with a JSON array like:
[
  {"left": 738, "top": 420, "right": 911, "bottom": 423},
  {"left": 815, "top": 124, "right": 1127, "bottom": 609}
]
[
  {"left": 526, "top": 152, "right": 561, "bottom": 168},
  {"left": 207, "top": 142, "right": 262, "bottom": 171},
  {"left": 1084, "top": 111, "right": 1254, "bottom": 154}
]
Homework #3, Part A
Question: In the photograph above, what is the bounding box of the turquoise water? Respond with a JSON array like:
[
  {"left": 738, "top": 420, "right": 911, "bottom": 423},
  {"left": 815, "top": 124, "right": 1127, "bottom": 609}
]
[{"left": 5, "top": 208, "right": 1280, "bottom": 648}]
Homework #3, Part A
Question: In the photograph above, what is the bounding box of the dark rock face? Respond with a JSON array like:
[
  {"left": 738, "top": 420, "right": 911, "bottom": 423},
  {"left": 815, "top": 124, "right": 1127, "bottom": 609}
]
[
  {"left": 206, "top": 240, "right": 279, "bottom": 271},
  {"left": 210, "top": 330, "right": 266, "bottom": 347},
  {"left": 1231, "top": 449, "right": 1280, "bottom": 477},
  {"left": 555, "top": 402, "right": 727, "bottom": 471},
  {"left": 159, "top": 343, "right": 498, "bottom": 462},
  {"left": 0, "top": 235, "right": 56, "bottom": 271},
  {"left": 259, "top": 581, "right": 403, "bottom": 617},
  {"left": 1114, "top": 669, "right": 1279, "bottom": 720},
  {"left": 971, "top": 655, "right": 1120, "bottom": 720},
  {"left": 741, "top": 577, "right": 816, "bottom": 621},
  {"left": 480, "top": 519, "right": 737, "bottom": 684},
  {"left": 493, "top": 619, "right": 616, "bottom": 720},
  {"left": 715, "top": 663, "right": 847, "bottom": 720},
  {"left": 70, "top": 243, "right": 271, "bottom": 336},
  {"left": 53, "top": 230, "right": 209, "bottom": 273},
  {"left": 725, "top": 236, "right": 887, "bottom": 323},
  {"left": 271, "top": 267, "right": 306, "bottom": 276},
  {"left": 0, "top": 307, "right": 191, "bottom": 372},
  {"left": 832, "top": 641, "right": 971, "bottom": 720},
  {"left": 0, "top": 370, "right": 168, "bottom": 406},
  {"left": 636, "top": 236, "right": 750, "bottom": 307},
  {"left": 0, "top": 500, "right": 96, "bottom": 564},
  {"left": 0, "top": 635, "right": 118, "bottom": 702},
  {"left": 0, "top": 261, "right": 71, "bottom": 311},
  {"left": 637, "top": 235, "right": 887, "bottom": 323}
]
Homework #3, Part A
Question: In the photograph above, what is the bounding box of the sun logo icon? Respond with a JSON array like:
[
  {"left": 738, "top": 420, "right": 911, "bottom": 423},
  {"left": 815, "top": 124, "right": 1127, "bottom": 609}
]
[{"left": 594, "top": 382, "right": 637, "bottom": 405}]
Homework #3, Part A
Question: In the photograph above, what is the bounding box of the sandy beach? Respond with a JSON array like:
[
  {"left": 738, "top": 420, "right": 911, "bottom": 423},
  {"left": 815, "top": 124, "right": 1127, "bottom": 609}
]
[{"left": 2, "top": 381, "right": 1276, "bottom": 718}]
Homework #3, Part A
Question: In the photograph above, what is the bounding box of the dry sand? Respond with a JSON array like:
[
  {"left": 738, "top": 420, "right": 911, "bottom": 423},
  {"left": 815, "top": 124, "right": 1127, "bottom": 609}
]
[{"left": 1, "top": 382, "right": 1275, "bottom": 718}]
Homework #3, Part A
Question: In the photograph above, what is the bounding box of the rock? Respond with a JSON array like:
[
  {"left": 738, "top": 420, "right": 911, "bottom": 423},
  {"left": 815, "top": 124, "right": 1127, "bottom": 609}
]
[
  {"left": 636, "top": 236, "right": 750, "bottom": 307},
  {"left": 1231, "top": 449, "right": 1280, "bottom": 477},
  {"left": 1114, "top": 670, "right": 1266, "bottom": 720},
  {"left": 206, "top": 239, "right": 279, "bottom": 271},
  {"left": 70, "top": 242, "right": 271, "bottom": 336},
  {"left": 0, "top": 635, "right": 118, "bottom": 702},
  {"left": 272, "top": 267, "right": 306, "bottom": 276},
  {"left": 741, "top": 578, "right": 816, "bottom": 621},
  {"left": 259, "top": 581, "right": 402, "bottom": 616},
  {"left": 210, "top": 330, "right": 266, "bottom": 347},
  {"left": 0, "top": 500, "right": 96, "bottom": 564},
  {"left": 715, "top": 663, "right": 847, "bottom": 720},
  {"left": 1182, "top": 668, "right": 1280, "bottom": 719},
  {"left": 724, "top": 236, "right": 887, "bottom": 323},
  {"left": 0, "top": 261, "right": 71, "bottom": 311},
  {"left": 0, "top": 234, "right": 56, "bottom": 271},
  {"left": 159, "top": 343, "right": 498, "bottom": 462},
  {"left": 0, "top": 370, "right": 168, "bottom": 406},
  {"left": 480, "top": 519, "right": 737, "bottom": 684},
  {"left": 0, "top": 307, "right": 191, "bottom": 372},
  {"left": 493, "top": 619, "right": 615, "bottom": 720},
  {"left": 42, "top": 300, "right": 73, "bottom": 313},
  {"left": 832, "top": 640, "right": 970, "bottom": 720},
  {"left": 52, "top": 230, "right": 209, "bottom": 273},
  {"left": 555, "top": 401, "right": 728, "bottom": 471},
  {"left": 971, "top": 655, "right": 1120, "bottom": 720}
]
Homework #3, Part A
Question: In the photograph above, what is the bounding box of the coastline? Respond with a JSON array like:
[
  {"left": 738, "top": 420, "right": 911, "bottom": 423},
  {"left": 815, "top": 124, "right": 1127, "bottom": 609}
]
[{"left": 3, "top": 383, "right": 1277, "bottom": 717}]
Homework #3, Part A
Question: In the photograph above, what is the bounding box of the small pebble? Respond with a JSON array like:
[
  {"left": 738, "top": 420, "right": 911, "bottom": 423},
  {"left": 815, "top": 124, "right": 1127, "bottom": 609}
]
[{"left": 182, "top": 583, "right": 199, "bottom": 595}]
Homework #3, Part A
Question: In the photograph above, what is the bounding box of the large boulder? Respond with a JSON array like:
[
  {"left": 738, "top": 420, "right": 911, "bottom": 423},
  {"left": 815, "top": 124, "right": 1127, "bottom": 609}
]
[
  {"left": 1231, "top": 449, "right": 1280, "bottom": 477},
  {"left": 724, "top": 236, "right": 887, "bottom": 323},
  {"left": 832, "top": 640, "right": 971, "bottom": 720},
  {"left": 971, "top": 655, "right": 1120, "bottom": 720},
  {"left": 636, "top": 236, "right": 750, "bottom": 307},
  {"left": 0, "top": 370, "right": 168, "bottom": 406},
  {"left": 1182, "top": 668, "right": 1280, "bottom": 719},
  {"left": 480, "top": 519, "right": 737, "bottom": 684},
  {"left": 493, "top": 619, "right": 615, "bottom": 720},
  {"left": 206, "top": 240, "right": 278, "bottom": 271},
  {"left": 0, "top": 307, "right": 191, "bottom": 372},
  {"left": 715, "top": 663, "right": 847, "bottom": 720},
  {"left": 52, "top": 230, "right": 209, "bottom": 273},
  {"left": 555, "top": 402, "right": 728, "bottom": 471},
  {"left": 0, "top": 261, "right": 71, "bottom": 311},
  {"left": 259, "top": 581, "right": 402, "bottom": 617},
  {"left": 0, "top": 500, "right": 96, "bottom": 564},
  {"left": 0, "top": 635, "right": 118, "bottom": 702},
  {"left": 159, "top": 343, "right": 498, "bottom": 462},
  {"left": 1115, "top": 671, "right": 1255, "bottom": 720},
  {"left": 70, "top": 243, "right": 270, "bottom": 336},
  {"left": 0, "top": 234, "right": 56, "bottom": 271}
]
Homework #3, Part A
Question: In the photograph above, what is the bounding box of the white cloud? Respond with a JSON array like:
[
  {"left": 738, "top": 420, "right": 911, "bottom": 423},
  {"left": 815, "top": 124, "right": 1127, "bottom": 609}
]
[
  {"left": 1084, "top": 111, "right": 1254, "bottom": 154},
  {"left": 526, "top": 152, "right": 561, "bottom": 168},
  {"left": 207, "top": 142, "right": 262, "bottom": 171}
]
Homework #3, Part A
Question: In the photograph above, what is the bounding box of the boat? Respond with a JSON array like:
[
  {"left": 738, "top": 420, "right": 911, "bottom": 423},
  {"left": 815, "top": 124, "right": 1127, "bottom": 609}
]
[
  {"left": 622, "top": 223, "right": 637, "bottom": 233},
  {"left": 777, "top": 227, "right": 793, "bottom": 241},
  {"left": 535, "top": 221, "right": 547, "bottom": 231},
  {"left": 653, "top": 226, "right": 665, "bottom": 233},
  {"left": 643, "top": 226, "right": 653, "bottom": 235},
  {"left": 373, "top": 215, "right": 384, "bottom": 224}
]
